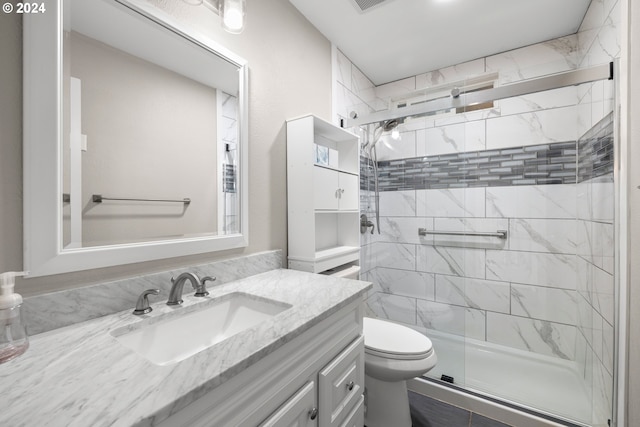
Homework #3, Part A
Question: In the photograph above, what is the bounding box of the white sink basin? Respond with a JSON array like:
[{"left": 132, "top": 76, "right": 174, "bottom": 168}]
[{"left": 111, "top": 292, "right": 291, "bottom": 366}]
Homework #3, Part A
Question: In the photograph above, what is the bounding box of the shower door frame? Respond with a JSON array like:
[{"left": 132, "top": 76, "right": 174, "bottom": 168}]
[
  {"left": 347, "top": 63, "right": 613, "bottom": 129},
  {"left": 612, "top": 57, "right": 625, "bottom": 427}
]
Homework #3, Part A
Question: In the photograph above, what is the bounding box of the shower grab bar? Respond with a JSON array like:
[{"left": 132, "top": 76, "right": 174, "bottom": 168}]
[
  {"left": 92, "top": 194, "right": 191, "bottom": 205},
  {"left": 418, "top": 228, "right": 507, "bottom": 240}
]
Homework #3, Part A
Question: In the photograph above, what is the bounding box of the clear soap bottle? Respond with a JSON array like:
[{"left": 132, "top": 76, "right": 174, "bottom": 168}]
[{"left": 0, "top": 272, "right": 29, "bottom": 364}]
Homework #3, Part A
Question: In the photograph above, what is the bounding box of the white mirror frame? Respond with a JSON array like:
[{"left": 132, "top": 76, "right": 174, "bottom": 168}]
[{"left": 23, "top": 0, "right": 249, "bottom": 277}]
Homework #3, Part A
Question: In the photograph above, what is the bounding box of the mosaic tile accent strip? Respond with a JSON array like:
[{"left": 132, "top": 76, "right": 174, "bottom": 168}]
[
  {"left": 577, "top": 112, "right": 614, "bottom": 183},
  {"left": 363, "top": 142, "right": 577, "bottom": 191},
  {"left": 359, "top": 114, "right": 614, "bottom": 192},
  {"left": 360, "top": 155, "right": 376, "bottom": 191}
]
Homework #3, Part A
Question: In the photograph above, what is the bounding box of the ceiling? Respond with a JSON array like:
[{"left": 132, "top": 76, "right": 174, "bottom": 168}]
[{"left": 289, "top": 0, "right": 592, "bottom": 85}]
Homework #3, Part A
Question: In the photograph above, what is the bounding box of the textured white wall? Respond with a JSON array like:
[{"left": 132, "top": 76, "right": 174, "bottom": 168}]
[{"left": 0, "top": 11, "right": 22, "bottom": 273}]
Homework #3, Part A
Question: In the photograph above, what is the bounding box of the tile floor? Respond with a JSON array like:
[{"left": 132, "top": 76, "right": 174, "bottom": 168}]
[{"left": 409, "top": 391, "right": 512, "bottom": 427}]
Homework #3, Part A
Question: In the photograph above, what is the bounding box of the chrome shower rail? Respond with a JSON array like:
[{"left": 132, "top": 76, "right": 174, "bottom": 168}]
[
  {"left": 418, "top": 228, "right": 508, "bottom": 240},
  {"left": 348, "top": 63, "right": 613, "bottom": 128},
  {"left": 92, "top": 194, "right": 191, "bottom": 205}
]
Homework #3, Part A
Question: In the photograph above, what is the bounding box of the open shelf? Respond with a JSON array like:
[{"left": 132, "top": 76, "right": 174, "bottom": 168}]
[
  {"left": 287, "top": 115, "right": 360, "bottom": 274},
  {"left": 314, "top": 246, "right": 360, "bottom": 261}
]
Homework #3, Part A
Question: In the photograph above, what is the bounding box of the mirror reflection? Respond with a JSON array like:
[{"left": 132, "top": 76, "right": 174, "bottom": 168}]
[{"left": 61, "top": 0, "right": 241, "bottom": 249}]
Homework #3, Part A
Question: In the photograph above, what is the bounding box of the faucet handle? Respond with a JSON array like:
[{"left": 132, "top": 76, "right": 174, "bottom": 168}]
[
  {"left": 194, "top": 276, "right": 216, "bottom": 297},
  {"left": 133, "top": 289, "right": 160, "bottom": 315}
]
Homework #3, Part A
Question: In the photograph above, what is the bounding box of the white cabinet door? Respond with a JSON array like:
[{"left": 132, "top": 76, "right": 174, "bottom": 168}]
[
  {"left": 314, "top": 167, "right": 358, "bottom": 211},
  {"left": 260, "top": 381, "right": 318, "bottom": 427},
  {"left": 314, "top": 167, "right": 339, "bottom": 210},
  {"left": 337, "top": 173, "right": 358, "bottom": 211}
]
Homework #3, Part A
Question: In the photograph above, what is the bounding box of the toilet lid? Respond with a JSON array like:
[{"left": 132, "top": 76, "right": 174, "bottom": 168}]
[{"left": 363, "top": 317, "right": 433, "bottom": 360}]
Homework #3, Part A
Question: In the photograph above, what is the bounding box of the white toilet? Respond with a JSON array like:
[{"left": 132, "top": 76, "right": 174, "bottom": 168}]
[{"left": 363, "top": 317, "right": 437, "bottom": 427}]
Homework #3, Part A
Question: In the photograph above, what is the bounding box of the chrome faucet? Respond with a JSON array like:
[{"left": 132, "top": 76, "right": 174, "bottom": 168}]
[
  {"left": 195, "top": 276, "right": 216, "bottom": 297},
  {"left": 360, "top": 213, "right": 375, "bottom": 234},
  {"left": 133, "top": 289, "right": 160, "bottom": 315},
  {"left": 167, "top": 272, "right": 200, "bottom": 305}
]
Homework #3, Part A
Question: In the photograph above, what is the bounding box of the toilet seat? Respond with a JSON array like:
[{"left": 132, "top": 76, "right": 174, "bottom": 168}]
[{"left": 363, "top": 317, "right": 433, "bottom": 361}]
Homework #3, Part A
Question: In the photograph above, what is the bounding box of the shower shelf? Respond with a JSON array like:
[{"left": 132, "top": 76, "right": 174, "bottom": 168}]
[{"left": 418, "top": 228, "right": 508, "bottom": 239}]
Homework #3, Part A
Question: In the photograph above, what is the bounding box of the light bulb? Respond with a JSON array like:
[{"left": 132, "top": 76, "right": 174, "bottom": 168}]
[
  {"left": 224, "top": 8, "right": 243, "bottom": 31},
  {"left": 219, "top": 0, "right": 245, "bottom": 34},
  {"left": 391, "top": 128, "right": 400, "bottom": 140}
]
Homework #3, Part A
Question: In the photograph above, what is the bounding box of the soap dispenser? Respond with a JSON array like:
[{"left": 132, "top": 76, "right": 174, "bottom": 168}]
[{"left": 0, "top": 271, "right": 29, "bottom": 364}]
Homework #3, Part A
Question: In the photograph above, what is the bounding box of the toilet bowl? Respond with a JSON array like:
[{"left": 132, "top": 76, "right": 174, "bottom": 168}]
[{"left": 363, "top": 317, "right": 437, "bottom": 427}]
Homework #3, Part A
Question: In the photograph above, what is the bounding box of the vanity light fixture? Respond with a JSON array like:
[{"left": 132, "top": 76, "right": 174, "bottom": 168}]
[
  {"left": 183, "top": 0, "right": 246, "bottom": 34},
  {"left": 217, "top": 0, "right": 246, "bottom": 34}
]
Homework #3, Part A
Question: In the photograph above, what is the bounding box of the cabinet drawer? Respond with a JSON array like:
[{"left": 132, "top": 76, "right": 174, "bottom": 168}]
[
  {"left": 339, "top": 395, "right": 364, "bottom": 427},
  {"left": 260, "top": 381, "right": 317, "bottom": 427},
  {"left": 318, "top": 336, "right": 364, "bottom": 427}
]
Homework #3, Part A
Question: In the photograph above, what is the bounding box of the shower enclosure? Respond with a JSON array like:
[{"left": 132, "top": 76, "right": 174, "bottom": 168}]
[{"left": 350, "top": 62, "right": 617, "bottom": 426}]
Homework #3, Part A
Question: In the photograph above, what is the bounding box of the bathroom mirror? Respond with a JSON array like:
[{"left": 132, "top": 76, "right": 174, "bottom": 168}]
[{"left": 23, "top": 0, "right": 249, "bottom": 277}]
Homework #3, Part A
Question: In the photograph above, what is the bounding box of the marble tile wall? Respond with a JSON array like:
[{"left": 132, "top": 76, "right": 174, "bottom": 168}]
[
  {"left": 575, "top": 1, "right": 619, "bottom": 422},
  {"left": 337, "top": 1, "right": 619, "bottom": 424},
  {"left": 360, "top": 183, "right": 586, "bottom": 361},
  {"left": 576, "top": 111, "right": 616, "bottom": 426}
]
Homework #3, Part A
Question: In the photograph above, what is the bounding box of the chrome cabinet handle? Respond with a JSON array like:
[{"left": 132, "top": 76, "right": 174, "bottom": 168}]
[
  {"left": 133, "top": 289, "right": 160, "bottom": 315},
  {"left": 346, "top": 381, "right": 355, "bottom": 391},
  {"left": 308, "top": 407, "right": 318, "bottom": 420}
]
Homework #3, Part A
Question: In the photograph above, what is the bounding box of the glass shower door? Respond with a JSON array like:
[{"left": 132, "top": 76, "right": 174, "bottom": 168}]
[
  {"left": 413, "top": 76, "right": 616, "bottom": 427},
  {"left": 356, "top": 61, "right": 616, "bottom": 426}
]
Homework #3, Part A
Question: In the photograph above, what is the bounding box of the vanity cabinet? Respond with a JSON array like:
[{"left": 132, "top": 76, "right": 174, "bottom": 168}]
[
  {"left": 261, "top": 334, "right": 364, "bottom": 427},
  {"left": 158, "top": 299, "right": 365, "bottom": 427},
  {"left": 287, "top": 115, "right": 360, "bottom": 273}
]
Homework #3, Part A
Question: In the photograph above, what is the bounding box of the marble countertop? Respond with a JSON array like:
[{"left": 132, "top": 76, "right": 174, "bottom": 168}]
[{"left": 0, "top": 269, "right": 371, "bottom": 427}]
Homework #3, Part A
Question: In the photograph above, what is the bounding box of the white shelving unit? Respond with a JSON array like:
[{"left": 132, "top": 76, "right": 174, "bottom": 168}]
[{"left": 287, "top": 115, "right": 360, "bottom": 273}]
